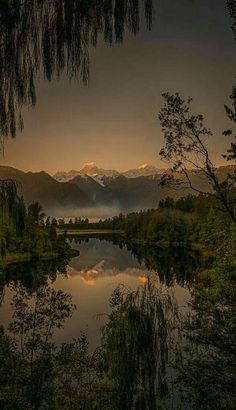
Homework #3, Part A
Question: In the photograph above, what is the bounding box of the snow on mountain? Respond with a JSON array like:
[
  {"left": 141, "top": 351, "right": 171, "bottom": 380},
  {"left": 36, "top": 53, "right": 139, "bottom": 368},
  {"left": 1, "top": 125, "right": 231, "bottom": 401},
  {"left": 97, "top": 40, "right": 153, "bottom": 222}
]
[
  {"left": 79, "top": 162, "right": 120, "bottom": 186},
  {"left": 53, "top": 169, "right": 81, "bottom": 182},
  {"left": 53, "top": 163, "right": 164, "bottom": 184},
  {"left": 123, "top": 164, "right": 164, "bottom": 178}
]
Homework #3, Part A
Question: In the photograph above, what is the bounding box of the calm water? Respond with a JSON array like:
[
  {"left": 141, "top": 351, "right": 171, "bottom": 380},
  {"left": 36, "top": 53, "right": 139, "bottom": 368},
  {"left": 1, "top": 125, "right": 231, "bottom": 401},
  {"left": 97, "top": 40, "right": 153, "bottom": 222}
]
[{"left": 0, "top": 237, "right": 192, "bottom": 349}]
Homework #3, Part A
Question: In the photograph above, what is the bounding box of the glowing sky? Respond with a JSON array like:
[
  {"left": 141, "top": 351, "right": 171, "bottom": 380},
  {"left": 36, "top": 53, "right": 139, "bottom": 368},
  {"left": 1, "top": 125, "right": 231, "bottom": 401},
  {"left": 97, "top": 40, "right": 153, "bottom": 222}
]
[{"left": 1, "top": 0, "right": 236, "bottom": 175}]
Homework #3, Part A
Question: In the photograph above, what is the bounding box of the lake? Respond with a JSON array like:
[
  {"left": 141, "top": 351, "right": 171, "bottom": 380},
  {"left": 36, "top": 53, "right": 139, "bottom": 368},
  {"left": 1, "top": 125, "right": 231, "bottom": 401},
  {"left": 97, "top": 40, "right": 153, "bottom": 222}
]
[
  {"left": 0, "top": 235, "right": 202, "bottom": 409},
  {"left": 0, "top": 236, "right": 193, "bottom": 350}
]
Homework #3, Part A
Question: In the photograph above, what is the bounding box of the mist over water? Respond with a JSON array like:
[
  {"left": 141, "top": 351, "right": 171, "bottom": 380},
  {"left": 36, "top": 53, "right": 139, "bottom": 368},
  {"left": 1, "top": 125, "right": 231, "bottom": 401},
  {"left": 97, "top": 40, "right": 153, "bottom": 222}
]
[{"left": 45, "top": 205, "right": 142, "bottom": 220}]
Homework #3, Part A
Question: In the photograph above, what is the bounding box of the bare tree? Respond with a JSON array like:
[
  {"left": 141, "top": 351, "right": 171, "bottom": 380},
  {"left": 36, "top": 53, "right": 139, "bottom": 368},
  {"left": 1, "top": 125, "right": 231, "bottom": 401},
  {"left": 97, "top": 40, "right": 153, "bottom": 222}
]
[{"left": 158, "top": 92, "right": 236, "bottom": 223}]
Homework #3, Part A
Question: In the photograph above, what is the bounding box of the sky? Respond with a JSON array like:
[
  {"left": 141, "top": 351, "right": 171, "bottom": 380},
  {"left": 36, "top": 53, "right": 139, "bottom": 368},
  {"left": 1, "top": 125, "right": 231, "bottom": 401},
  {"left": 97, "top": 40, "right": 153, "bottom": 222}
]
[{"left": 1, "top": 0, "right": 236, "bottom": 175}]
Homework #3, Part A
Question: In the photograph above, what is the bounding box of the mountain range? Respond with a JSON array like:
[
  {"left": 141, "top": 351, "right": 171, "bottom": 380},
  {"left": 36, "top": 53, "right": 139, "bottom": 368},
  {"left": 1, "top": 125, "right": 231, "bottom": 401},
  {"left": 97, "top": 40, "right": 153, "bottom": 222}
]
[
  {"left": 53, "top": 162, "right": 164, "bottom": 185},
  {"left": 0, "top": 163, "right": 235, "bottom": 217}
]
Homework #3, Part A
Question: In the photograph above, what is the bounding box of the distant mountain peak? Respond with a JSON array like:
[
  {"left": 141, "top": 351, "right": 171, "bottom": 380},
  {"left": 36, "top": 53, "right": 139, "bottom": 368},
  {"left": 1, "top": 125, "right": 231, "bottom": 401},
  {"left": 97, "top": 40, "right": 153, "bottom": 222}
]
[
  {"left": 53, "top": 163, "right": 165, "bottom": 184},
  {"left": 124, "top": 164, "right": 164, "bottom": 178},
  {"left": 81, "top": 162, "right": 98, "bottom": 173},
  {"left": 138, "top": 163, "right": 149, "bottom": 169},
  {"left": 83, "top": 161, "right": 97, "bottom": 168}
]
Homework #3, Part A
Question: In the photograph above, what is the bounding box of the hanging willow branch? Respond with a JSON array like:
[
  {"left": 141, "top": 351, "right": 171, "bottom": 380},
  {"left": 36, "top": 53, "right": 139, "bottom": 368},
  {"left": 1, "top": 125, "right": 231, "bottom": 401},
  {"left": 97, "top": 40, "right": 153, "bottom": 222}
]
[
  {"left": 0, "top": 179, "right": 25, "bottom": 234},
  {"left": 0, "top": 0, "right": 153, "bottom": 141}
]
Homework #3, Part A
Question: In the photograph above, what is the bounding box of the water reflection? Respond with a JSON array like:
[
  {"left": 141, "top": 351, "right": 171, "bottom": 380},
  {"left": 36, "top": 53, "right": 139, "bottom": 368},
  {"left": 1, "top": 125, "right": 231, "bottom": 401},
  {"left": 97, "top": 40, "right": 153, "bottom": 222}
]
[
  {"left": 0, "top": 276, "right": 181, "bottom": 408},
  {"left": 0, "top": 238, "right": 193, "bottom": 347},
  {"left": 0, "top": 236, "right": 196, "bottom": 409},
  {"left": 0, "top": 237, "right": 233, "bottom": 409},
  {"left": 68, "top": 236, "right": 200, "bottom": 287},
  {"left": 0, "top": 257, "right": 68, "bottom": 291}
]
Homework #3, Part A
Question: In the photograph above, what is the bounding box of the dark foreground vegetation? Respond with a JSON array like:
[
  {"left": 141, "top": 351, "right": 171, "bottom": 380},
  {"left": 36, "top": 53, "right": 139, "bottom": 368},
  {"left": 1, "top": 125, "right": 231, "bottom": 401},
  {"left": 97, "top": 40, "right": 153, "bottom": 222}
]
[
  {"left": 53, "top": 191, "right": 236, "bottom": 409},
  {"left": 0, "top": 247, "right": 235, "bottom": 410},
  {"left": 0, "top": 172, "right": 235, "bottom": 410},
  {"left": 0, "top": 1, "right": 235, "bottom": 408},
  {"left": 0, "top": 188, "right": 235, "bottom": 409}
]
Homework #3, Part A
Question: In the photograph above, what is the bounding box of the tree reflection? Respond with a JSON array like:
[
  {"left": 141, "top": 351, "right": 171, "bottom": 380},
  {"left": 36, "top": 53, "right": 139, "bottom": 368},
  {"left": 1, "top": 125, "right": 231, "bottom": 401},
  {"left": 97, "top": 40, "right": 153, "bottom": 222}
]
[
  {"left": 69, "top": 234, "right": 203, "bottom": 287},
  {"left": 126, "top": 241, "right": 203, "bottom": 287},
  {"left": 2, "top": 239, "right": 230, "bottom": 409},
  {"left": 0, "top": 257, "right": 69, "bottom": 297}
]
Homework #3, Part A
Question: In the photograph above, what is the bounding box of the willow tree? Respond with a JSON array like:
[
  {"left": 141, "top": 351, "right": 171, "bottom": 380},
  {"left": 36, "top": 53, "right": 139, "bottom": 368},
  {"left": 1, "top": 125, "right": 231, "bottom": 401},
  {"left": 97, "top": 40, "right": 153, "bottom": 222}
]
[
  {"left": 101, "top": 276, "right": 179, "bottom": 409},
  {"left": 0, "top": 179, "right": 25, "bottom": 258},
  {"left": 0, "top": 0, "right": 153, "bottom": 141},
  {"left": 0, "top": 179, "right": 25, "bottom": 233}
]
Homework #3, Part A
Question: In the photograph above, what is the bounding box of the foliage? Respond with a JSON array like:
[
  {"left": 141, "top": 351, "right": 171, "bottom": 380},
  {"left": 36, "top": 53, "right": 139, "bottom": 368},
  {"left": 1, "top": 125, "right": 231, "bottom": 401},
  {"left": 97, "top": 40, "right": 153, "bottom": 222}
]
[
  {"left": 0, "top": 269, "right": 182, "bottom": 409},
  {"left": 0, "top": 279, "right": 76, "bottom": 410},
  {"left": 158, "top": 93, "right": 236, "bottom": 223},
  {"left": 0, "top": 212, "right": 235, "bottom": 409},
  {"left": 96, "top": 194, "right": 230, "bottom": 251},
  {"left": 0, "top": 0, "right": 153, "bottom": 141},
  {"left": 54, "top": 336, "right": 102, "bottom": 410},
  {"left": 177, "top": 260, "right": 236, "bottom": 409},
  {"left": 0, "top": 182, "right": 71, "bottom": 262},
  {"left": 100, "top": 277, "right": 180, "bottom": 409}
]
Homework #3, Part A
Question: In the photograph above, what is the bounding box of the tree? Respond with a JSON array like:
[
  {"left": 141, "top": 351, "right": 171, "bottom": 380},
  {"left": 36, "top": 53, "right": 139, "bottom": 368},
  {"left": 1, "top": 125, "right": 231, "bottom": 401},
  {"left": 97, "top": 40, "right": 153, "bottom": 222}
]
[
  {"left": 28, "top": 202, "right": 46, "bottom": 225},
  {"left": 158, "top": 92, "right": 236, "bottom": 223},
  {"left": 0, "top": 0, "right": 153, "bottom": 142},
  {"left": 58, "top": 218, "right": 65, "bottom": 226},
  {"left": 177, "top": 258, "right": 236, "bottom": 409},
  {"left": 51, "top": 218, "right": 58, "bottom": 227},
  {"left": 4, "top": 283, "right": 75, "bottom": 409},
  {"left": 101, "top": 277, "right": 179, "bottom": 409},
  {"left": 0, "top": 179, "right": 26, "bottom": 247}
]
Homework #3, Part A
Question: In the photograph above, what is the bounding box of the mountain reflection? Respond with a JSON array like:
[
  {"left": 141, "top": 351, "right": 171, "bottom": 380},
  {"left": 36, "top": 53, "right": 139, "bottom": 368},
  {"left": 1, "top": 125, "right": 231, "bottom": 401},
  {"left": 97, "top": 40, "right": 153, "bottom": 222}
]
[
  {"left": 0, "top": 236, "right": 216, "bottom": 409},
  {"left": 68, "top": 237, "right": 200, "bottom": 287},
  {"left": 68, "top": 260, "right": 154, "bottom": 286}
]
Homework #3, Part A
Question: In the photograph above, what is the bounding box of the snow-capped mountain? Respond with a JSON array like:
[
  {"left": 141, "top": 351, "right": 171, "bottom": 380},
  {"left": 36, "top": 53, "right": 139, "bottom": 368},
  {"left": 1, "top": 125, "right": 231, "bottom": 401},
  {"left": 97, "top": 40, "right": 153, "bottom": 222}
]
[
  {"left": 53, "top": 162, "right": 164, "bottom": 184},
  {"left": 79, "top": 162, "right": 120, "bottom": 186},
  {"left": 4, "top": 164, "right": 234, "bottom": 215},
  {"left": 123, "top": 164, "right": 164, "bottom": 178},
  {"left": 53, "top": 169, "right": 81, "bottom": 182}
]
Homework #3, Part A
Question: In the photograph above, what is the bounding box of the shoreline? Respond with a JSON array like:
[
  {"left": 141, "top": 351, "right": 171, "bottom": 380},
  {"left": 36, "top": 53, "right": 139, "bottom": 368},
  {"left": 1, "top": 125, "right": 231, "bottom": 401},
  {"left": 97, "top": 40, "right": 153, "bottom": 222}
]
[
  {"left": 0, "top": 248, "right": 79, "bottom": 268},
  {"left": 57, "top": 229, "right": 125, "bottom": 235}
]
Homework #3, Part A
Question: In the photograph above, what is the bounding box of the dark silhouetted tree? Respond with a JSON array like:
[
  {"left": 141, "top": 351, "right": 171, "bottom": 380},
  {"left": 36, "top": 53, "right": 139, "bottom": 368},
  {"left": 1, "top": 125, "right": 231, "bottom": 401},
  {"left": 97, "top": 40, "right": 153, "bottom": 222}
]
[
  {"left": 158, "top": 93, "right": 236, "bottom": 223},
  {"left": 0, "top": 0, "right": 153, "bottom": 142}
]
